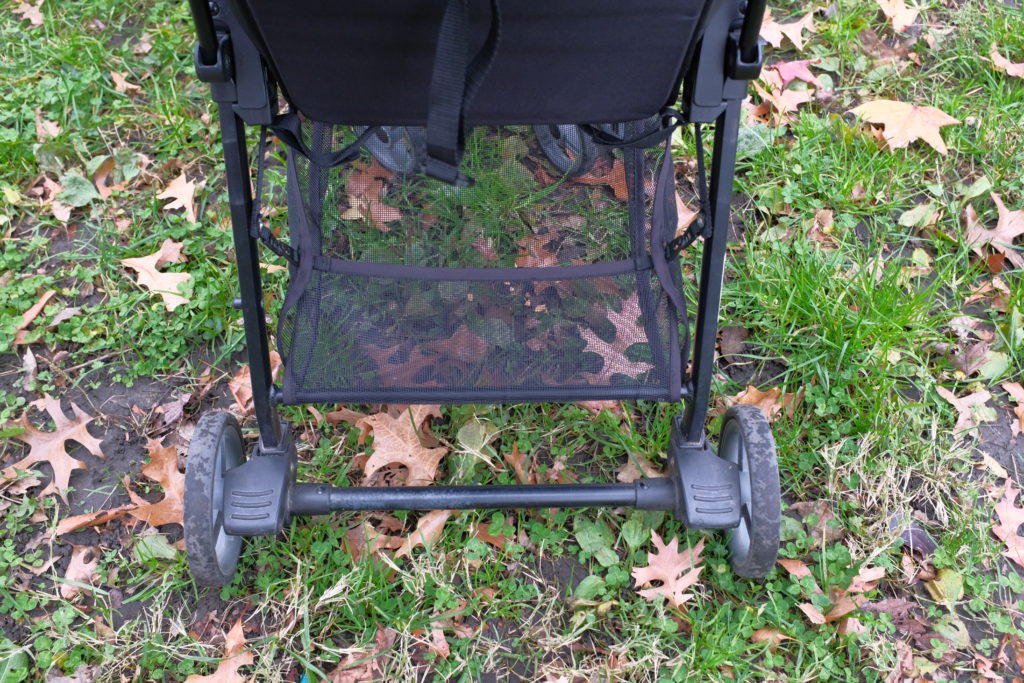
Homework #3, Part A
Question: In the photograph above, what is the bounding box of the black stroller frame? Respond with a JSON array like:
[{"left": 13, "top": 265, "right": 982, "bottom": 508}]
[{"left": 183, "top": 0, "right": 781, "bottom": 586}]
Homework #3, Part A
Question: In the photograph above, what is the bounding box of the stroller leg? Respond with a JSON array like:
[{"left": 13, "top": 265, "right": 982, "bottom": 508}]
[
  {"left": 218, "top": 106, "right": 282, "bottom": 450},
  {"left": 683, "top": 97, "right": 743, "bottom": 444}
]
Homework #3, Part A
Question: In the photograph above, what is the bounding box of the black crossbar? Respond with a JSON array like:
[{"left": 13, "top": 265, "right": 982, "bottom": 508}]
[{"left": 289, "top": 479, "right": 677, "bottom": 516}]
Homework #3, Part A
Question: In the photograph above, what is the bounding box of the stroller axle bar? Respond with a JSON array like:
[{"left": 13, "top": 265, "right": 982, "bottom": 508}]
[{"left": 288, "top": 479, "right": 678, "bottom": 516}]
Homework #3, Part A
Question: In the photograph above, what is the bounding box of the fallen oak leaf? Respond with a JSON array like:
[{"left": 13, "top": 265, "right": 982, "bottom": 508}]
[
  {"left": 798, "top": 602, "right": 827, "bottom": 625},
  {"left": 185, "top": 617, "right": 253, "bottom": 683},
  {"left": 990, "top": 44, "right": 1024, "bottom": 78},
  {"left": 2, "top": 396, "right": 104, "bottom": 502},
  {"left": 227, "top": 351, "right": 282, "bottom": 415},
  {"left": 60, "top": 544, "right": 101, "bottom": 600},
  {"left": 759, "top": 9, "right": 816, "bottom": 51},
  {"left": 765, "top": 59, "right": 823, "bottom": 89},
  {"left": 110, "top": 71, "right": 141, "bottom": 93},
  {"left": 993, "top": 480, "right": 1024, "bottom": 569},
  {"left": 751, "top": 628, "right": 793, "bottom": 648},
  {"left": 849, "top": 100, "right": 960, "bottom": 155},
  {"left": 120, "top": 238, "right": 192, "bottom": 311},
  {"left": 964, "top": 194, "right": 1024, "bottom": 270},
  {"left": 358, "top": 407, "right": 447, "bottom": 486},
  {"left": 875, "top": 0, "right": 919, "bottom": 32},
  {"left": 574, "top": 158, "right": 629, "bottom": 201},
  {"left": 157, "top": 172, "right": 200, "bottom": 223},
  {"left": 395, "top": 509, "right": 453, "bottom": 559},
  {"left": 1002, "top": 382, "right": 1024, "bottom": 438},
  {"left": 631, "top": 532, "right": 705, "bottom": 609},
  {"left": 13, "top": 288, "right": 56, "bottom": 344},
  {"left": 753, "top": 81, "right": 814, "bottom": 126},
  {"left": 127, "top": 440, "right": 186, "bottom": 527},
  {"left": 935, "top": 386, "right": 995, "bottom": 441},
  {"left": 13, "top": 0, "right": 43, "bottom": 27}
]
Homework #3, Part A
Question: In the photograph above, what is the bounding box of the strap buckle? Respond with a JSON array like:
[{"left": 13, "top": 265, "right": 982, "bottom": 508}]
[{"left": 425, "top": 157, "right": 474, "bottom": 188}]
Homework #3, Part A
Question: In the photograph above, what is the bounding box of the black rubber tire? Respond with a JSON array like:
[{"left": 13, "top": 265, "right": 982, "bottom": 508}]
[
  {"left": 184, "top": 412, "right": 245, "bottom": 587},
  {"left": 533, "top": 124, "right": 598, "bottom": 177},
  {"left": 718, "top": 405, "right": 781, "bottom": 579}
]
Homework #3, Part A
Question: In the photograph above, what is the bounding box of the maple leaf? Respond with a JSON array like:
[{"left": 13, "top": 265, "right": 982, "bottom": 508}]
[
  {"left": 991, "top": 44, "right": 1024, "bottom": 78},
  {"left": 579, "top": 293, "right": 654, "bottom": 383},
  {"left": 185, "top": 618, "right": 253, "bottom": 683},
  {"left": 120, "top": 237, "right": 192, "bottom": 311},
  {"left": 935, "top": 386, "right": 995, "bottom": 440},
  {"left": 993, "top": 481, "right": 1024, "bottom": 569},
  {"left": 13, "top": 0, "right": 43, "bottom": 27},
  {"left": 631, "top": 532, "right": 705, "bottom": 609},
  {"left": 2, "top": 396, "right": 104, "bottom": 502},
  {"left": 759, "top": 9, "right": 815, "bottom": 51},
  {"left": 964, "top": 194, "right": 1024, "bottom": 270},
  {"left": 875, "top": 0, "right": 918, "bottom": 32},
  {"left": 765, "top": 59, "right": 823, "bottom": 89},
  {"left": 357, "top": 407, "right": 447, "bottom": 485},
  {"left": 157, "top": 172, "right": 200, "bottom": 223},
  {"left": 1002, "top": 382, "right": 1024, "bottom": 438},
  {"left": 395, "top": 509, "right": 453, "bottom": 559},
  {"left": 60, "top": 544, "right": 101, "bottom": 600},
  {"left": 848, "top": 100, "right": 960, "bottom": 155},
  {"left": 503, "top": 443, "right": 535, "bottom": 484}
]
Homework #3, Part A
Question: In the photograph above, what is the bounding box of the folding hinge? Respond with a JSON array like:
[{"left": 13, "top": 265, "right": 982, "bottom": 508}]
[
  {"left": 726, "top": 30, "right": 765, "bottom": 81},
  {"left": 194, "top": 32, "right": 233, "bottom": 83}
]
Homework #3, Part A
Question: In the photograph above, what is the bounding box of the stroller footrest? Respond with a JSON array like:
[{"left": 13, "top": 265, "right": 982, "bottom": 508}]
[
  {"left": 670, "top": 441, "right": 741, "bottom": 530},
  {"left": 223, "top": 452, "right": 295, "bottom": 537}
]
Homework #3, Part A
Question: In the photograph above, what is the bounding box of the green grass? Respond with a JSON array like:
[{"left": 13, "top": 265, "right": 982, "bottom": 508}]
[{"left": 2, "top": 0, "right": 1024, "bottom": 680}]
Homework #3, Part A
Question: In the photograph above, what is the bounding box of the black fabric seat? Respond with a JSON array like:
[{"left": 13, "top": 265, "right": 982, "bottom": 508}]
[{"left": 232, "top": 0, "right": 714, "bottom": 125}]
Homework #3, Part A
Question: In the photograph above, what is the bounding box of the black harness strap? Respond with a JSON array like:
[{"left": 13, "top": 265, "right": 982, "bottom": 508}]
[
  {"left": 424, "top": 0, "right": 502, "bottom": 187},
  {"left": 268, "top": 111, "right": 377, "bottom": 168},
  {"left": 249, "top": 125, "right": 297, "bottom": 264},
  {"left": 665, "top": 122, "right": 713, "bottom": 259}
]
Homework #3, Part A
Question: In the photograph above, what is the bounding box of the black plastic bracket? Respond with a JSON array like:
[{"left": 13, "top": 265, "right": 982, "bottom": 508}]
[
  {"left": 668, "top": 416, "right": 741, "bottom": 529},
  {"left": 726, "top": 31, "right": 764, "bottom": 81},
  {"left": 194, "top": 33, "right": 232, "bottom": 84},
  {"left": 222, "top": 422, "right": 295, "bottom": 536}
]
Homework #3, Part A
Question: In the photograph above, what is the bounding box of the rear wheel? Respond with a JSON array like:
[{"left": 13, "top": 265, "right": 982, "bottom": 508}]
[
  {"left": 184, "top": 412, "right": 245, "bottom": 587},
  {"left": 355, "top": 125, "right": 426, "bottom": 176},
  {"left": 718, "top": 405, "right": 781, "bottom": 578},
  {"left": 533, "top": 124, "right": 598, "bottom": 177}
]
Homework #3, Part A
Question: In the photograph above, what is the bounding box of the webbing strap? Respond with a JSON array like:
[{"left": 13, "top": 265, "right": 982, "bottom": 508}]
[
  {"left": 268, "top": 112, "right": 377, "bottom": 168},
  {"left": 250, "top": 126, "right": 296, "bottom": 264},
  {"left": 583, "top": 109, "right": 685, "bottom": 150},
  {"left": 424, "top": 0, "right": 502, "bottom": 186}
]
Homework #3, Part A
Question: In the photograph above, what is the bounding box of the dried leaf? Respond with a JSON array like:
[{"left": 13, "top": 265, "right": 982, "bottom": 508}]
[
  {"left": 728, "top": 385, "right": 783, "bottom": 421},
  {"left": 875, "top": 0, "right": 919, "bottom": 32},
  {"left": 798, "top": 602, "right": 827, "bottom": 625},
  {"left": 574, "top": 159, "right": 629, "bottom": 201},
  {"left": 119, "top": 238, "right": 192, "bottom": 311},
  {"left": 503, "top": 443, "right": 534, "bottom": 485},
  {"left": 110, "top": 71, "right": 141, "bottom": 93},
  {"left": 13, "top": 0, "right": 43, "bottom": 27},
  {"left": 675, "top": 192, "right": 698, "bottom": 237},
  {"left": 342, "top": 159, "right": 401, "bottom": 232},
  {"left": 60, "top": 544, "right": 100, "bottom": 599},
  {"left": 127, "top": 440, "right": 185, "bottom": 527},
  {"left": 227, "top": 351, "right": 282, "bottom": 415},
  {"left": 13, "top": 288, "right": 56, "bottom": 344},
  {"left": 616, "top": 456, "right": 664, "bottom": 483},
  {"left": 935, "top": 386, "right": 995, "bottom": 440},
  {"left": 808, "top": 209, "right": 837, "bottom": 247},
  {"left": 759, "top": 9, "right": 816, "bottom": 51},
  {"left": 765, "top": 59, "right": 823, "bottom": 88},
  {"left": 1002, "top": 382, "right": 1024, "bottom": 438},
  {"left": 788, "top": 500, "right": 844, "bottom": 548},
  {"left": 343, "top": 521, "right": 404, "bottom": 563},
  {"left": 515, "top": 233, "right": 561, "bottom": 268},
  {"left": 849, "top": 100, "right": 960, "bottom": 155},
  {"left": 157, "top": 172, "right": 200, "bottom": 223},
  {"left": 993, "top": 481, "right": 1024, "bottom": 569},
  {"left": 751, "top": 628, "right": 793, "bottom": 648},
  {"left": 631, "top": 532, "right": 705, "bottom": 609},
  {"left": 580, "top": 292, "right": 654, "bottom": 383},
  {"left": 990, "top": 44, "right": 1024, "bottom": 78},
  {"left": 753, "top": 81, "right": 814, "bottom": 126},
  {"left": 395, "top": 509, "right": 453, "bottom": 559},
  {"left": 358, "top": 407, "right": 447, "bottom": 485},
  {"left": 718, "top": 326, "right": 748, "bottom": 360},
  {"left": 185, "top": 618, "right": 253, "bottom": 683},
  {"left": 2, "top": 396, "right": 104, "bottom": 502},
  {"left": 964, "top": 194, "right": 1024, "bottom": 270},
  {"left": 34, "top": 108, "right": 60, "bottom": 141}
]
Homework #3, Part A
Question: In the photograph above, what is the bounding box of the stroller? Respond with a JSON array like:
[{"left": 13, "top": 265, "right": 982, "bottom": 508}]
[{"left": 183, "top": 0, "right": 780, "bottom": 586}]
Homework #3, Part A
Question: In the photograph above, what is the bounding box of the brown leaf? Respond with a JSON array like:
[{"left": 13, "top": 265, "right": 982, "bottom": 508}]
[
  {"left": 395, "top": 509, "right": 453, "bottom": 559},
  {"left": 964, "top": 194, "right": 1024, "bottom": 270},
  {"left": 342, "top": 159, "right": 401, "bottom": 232},
  {"left": 798, "top": 602, "right": 826, "bottom": 625},
  {"left": 60, "top": 544, "right": 100, "bottom": 600},
  {"left": 991, "top": 44, "right": 1024, "bottom": 78},
  {"left": 993, "top": 481, "right": 1024, "bottom": 569},
  {"left": 424, "top": 324, "right": 489, "bottom": 363},
  {"left": 777, "top": 558, "right": 821, "bottom": 591},
  {"left": 718, "top": 326, "right": 748, "bottom": 360},
  {"left": 228, "top": 351, "right": 282, "bottom": 415},
  {"left": 788, "top": 500, "right": 844, "bottom": 548},
  {"left": 751, "top": 628, "right": 793, "bottom": 648},
  {"left": 34, "top": 108, "right": 60, "bottom": 141},
  {"left": 753, "top": 81, "right": 814, "bottom": 126},
  {"left": 728, "top": 385, "right": 783, "bottom": 421},
  {"left": 110, "top": 71, "right": 141, "bottom": 93},
  {"left": 847, "top": 565, "right": 887, "bottom": 594},
  {"left": 849, "top": 100, "right": 960, "bottom": 155},
  {"left": 515, "top": 233, "right": 561, "bottom": 268},
  {"left": 343, "top": 521, "right": 404, "bottom": 562},
  {"left": 93, "top": 156, "right": 126, "bottom": 199},
  {"left": 857, "top": 29, "right": 914, "bottom": 65},
  {"left": 185, "top": 618, "right": 253, "bottom": 683},
  {"left": 675, "top": 191, "right": 698, "bottom": 237},
  {"left": 616, "top": 456, "right": 664, "bottom": 483},
  {"left": 326, "top": 406, "right": 370, "bottom": 427},
  {"left": 964, "top": 277, "right": 1010, "bottom": 313},
  {"left": 875, "top": 0, "right": 918, "bottom": 32},
  {"left": 1002, "top": 382, "right": 1024, "bottom": 438},
  {"left": 580, "top": 292, "right": 654, "bottom": 383},
  {"left": 503, "top": 443, "right": 535, "bottom": 485},
  {"left": 13, "top": 288, "right": 56, "bottom": 344},
  {"left": 935, "top": 386, "right": 994, "bottom": 440},
  {"left": 2, "top": 396, "right": 104, "bottom": 502},
  {"left": 119, "top": 238, "right": 192, "bottom": 311},
  {"left": 759, "top": 9, "right": 816, "bottom": 51},
  {"left": 765, "top": 59, "right": 823, "bottom": 88},
  {"left": 157, "top": 172, "right": 200, "bottom": 223},
  {"left": 127, "top": 440, "right": 186, "bottom": 527},
  {"left": 328, "top": 627, "right": 397, "bottom": 682},
  {"left": 358, "top": 407, "right": 447, "bottom": 485},
  {"left": 576, "top": 400, "right": 625, "bottom": 417},
  {"left": 631, "top": 532, "right": 705, "bottom": 609},
  {"left": 574, "top": 159, "right": 629, "bottom": 201},
  {"left": 808, "top": 209, "right": 837, "bottom": 247},
  {"left": 13, "top": 0, "right": 43, "bottom": 27}
]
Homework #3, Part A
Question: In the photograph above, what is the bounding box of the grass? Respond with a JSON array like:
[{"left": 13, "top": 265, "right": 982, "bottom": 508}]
[{"left": 1, "top": 0, "right": 1024, "bottom": 680}]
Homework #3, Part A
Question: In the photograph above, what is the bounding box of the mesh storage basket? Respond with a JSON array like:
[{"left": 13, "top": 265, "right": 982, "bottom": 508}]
[{"left": 275, "top": 119, "right": 688, "bottom": 404}]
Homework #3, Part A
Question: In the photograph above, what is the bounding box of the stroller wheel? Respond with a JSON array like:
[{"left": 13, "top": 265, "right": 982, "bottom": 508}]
[
  {"left": 184, "top": 412, "right": 245, "bottom": 587},
  {"left": 533, "top": 124, "right": 598, "bottom": 177},
  {"left": 354, "top": 125, "right": 426, "bottom": 176},
  {"left": 718, "top": 405, "right": 781, "bottom": 579}
]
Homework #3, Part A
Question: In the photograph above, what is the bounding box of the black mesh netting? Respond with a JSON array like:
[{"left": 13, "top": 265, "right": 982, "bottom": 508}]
[{"left": 275, "top": 119, "right": 687, "bottom": 404}]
